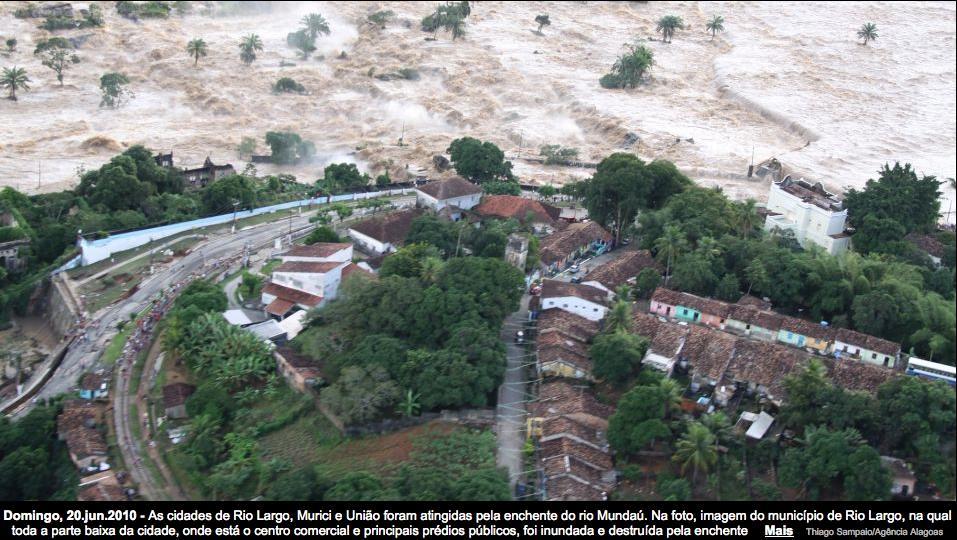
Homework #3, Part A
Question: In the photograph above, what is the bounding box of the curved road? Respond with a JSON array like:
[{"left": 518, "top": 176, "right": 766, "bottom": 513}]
[{"left": 13, "top": 196, "right": 413, "bottom": 500}]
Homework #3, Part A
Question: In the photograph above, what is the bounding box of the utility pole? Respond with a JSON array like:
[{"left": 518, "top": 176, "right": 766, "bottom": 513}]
[{"left": 231, "top": 200, "right": 239, "bottom": 233}]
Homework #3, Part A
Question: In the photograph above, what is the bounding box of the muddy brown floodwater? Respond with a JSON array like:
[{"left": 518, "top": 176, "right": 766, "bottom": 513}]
[{"left": 0, "top": 1, "right": 953, "bottom": 220}]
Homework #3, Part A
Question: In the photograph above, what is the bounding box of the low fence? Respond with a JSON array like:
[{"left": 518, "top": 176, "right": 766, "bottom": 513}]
[{"left": 76, "top": 188, "right": 416, "bottom": 267}]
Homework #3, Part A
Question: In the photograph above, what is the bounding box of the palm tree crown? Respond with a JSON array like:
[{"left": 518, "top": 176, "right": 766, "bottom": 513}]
[
  {"left": 706, "top": 15, "right": 725, "bottom": 40},
  {"left": 857, "top": 22, "right": 878, "bottom": 45},
  {"left": 673, "top": 422, "right": 718, "bottom": 485},
  {"left": 302, "top": 13, "right": 331, "bottom": 39},
  {"left": 656, "top": 15, "right": 685, "bottom": 43},
  {"left": 535, "top": 14, "right": 550, "bottom": 33},
  {"left": 1, "top": 66, "right": 30, "bottom": 100},
  {"left": 186, "top": 38, "right": 208, "bottom": 66},
  {"left": 239, "top": 34, "right": 263, "bottom": 65}
]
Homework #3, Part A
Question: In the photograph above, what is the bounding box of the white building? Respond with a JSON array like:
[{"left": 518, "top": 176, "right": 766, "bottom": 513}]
[
  {"left": 415, "top": 177, "right": 483, "bottom": 219},
  {"left": 261, "top": 242, "right": 370, "bottom": 319},
  {"left": 763, "top": 176, "right": 850, "bottom": 255},
  {"left": 538, "top": 280, "right": 609, "bottom": 322},
  {"left": 347, "top": 208, "right": 423, "bottom": 255}
]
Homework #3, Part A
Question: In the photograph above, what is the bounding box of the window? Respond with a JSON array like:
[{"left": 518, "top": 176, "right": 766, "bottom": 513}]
[
  {"left": 745, "top": 324, "right": 751, "bottom": 330},
  {"left": 871, "top": 353, "right": 877, "bottom": 359},
  {"left": 563, "top": 304, "right": 568, "bottom": 308},
  {"left": 787, "top": 332, "right": 794, "bottom": 339},
  {"left": 593, "top": 308, "right": 598, "bottom": 312}
]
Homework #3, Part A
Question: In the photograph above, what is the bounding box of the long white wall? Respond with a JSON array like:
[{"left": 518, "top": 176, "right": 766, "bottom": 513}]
[{"left": 76, "top": 189, "right": 414, "bottom": 266}]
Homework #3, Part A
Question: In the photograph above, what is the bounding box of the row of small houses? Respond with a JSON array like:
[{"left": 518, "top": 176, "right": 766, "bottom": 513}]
[
  {"left": 527, "top": 275, "right": 915, "bottom": 499},
  {"left": 649, "top": 288, "right": 902, "bottom": 369}
]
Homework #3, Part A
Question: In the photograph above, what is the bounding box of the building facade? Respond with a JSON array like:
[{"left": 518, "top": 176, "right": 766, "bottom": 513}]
[{"left": 763, "top": 177, "right": 850, "bottom": 255}]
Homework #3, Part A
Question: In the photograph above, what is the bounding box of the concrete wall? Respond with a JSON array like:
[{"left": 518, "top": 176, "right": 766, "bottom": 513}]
[
  {"left": 77, "top": 189, "right": 414, "bottom": 266},
  {"left": 46, "top": 274, "right": 83, "bottom": 338}
]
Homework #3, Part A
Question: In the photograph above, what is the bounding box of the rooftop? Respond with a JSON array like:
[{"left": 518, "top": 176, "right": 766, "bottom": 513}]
[
  {"left": 834, "top": 327, "right": 901, "bottom": 356},
  {"left": 779, "top": 316, "right": 832, "bottom": 340},
  {"left": 530, "top": 380, "right": 613, "bottom": 420},
  {"left": 632, "top": 312, "right": 663, "bottom": 340},
  {"left": 536, "top": 309, "right": 600, "bottom": 343},
  {"left": 541, "top": 279, "right": 608, "bottom": 305},
  {"left": 77, "top": 481, "right": 127, "bottom": 502},
  {"left": 584, "top": 250, "right": 661, "bottom": 291},
  {"left": 262, "top": 281, "right": 323, "bottom": 307},
  {"left": 775, "top": 177, "right": 843, "bottom": 212},
  {"left": 544, "top": 474, "right": 608, "bottom": 501},
  {"left": 825, "top": 358, "right": 899, "bottom": 394},
  {"left": 349, "top": 208, "right": 424, "bottom": 245},
  {"left": 474, "top": 195, "right": 561, "bottom": 224},
  {"left": 416, "top": 176, "right": 482, "bottom": 200},
  {"left": 540, "top": 414, "right": 608, "bottom": 447},
  {"left": 274, "top": 261, "right": 344, "bottom": 274},
  {"left": 648, "top": 324, "right": 689, "bottom": 358},
  {"left": 162, "top": 383, "right": 196, "bottom": 408},
  {"left": 284, "top": 242, "right": 352, "bottom": 259},
  {"left": 681, "top": 325, "right": 738, "bottom": 382},
  {"left": 725, "top": 340, "right": 808, "bottom": 401},
  {"left": 540, "top": 221, "right": 612, "bottom": 265}
]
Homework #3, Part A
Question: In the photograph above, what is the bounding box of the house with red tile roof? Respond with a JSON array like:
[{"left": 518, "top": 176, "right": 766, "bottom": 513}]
[
  {"left": 348, "top": 208, "right": 424, "bottom": 255},
  {"left": 582, "top": 249, "right": 661, "bottom": 295},
  {"left": 832, "top": 327, "right": 901, "bottom": 368},
  {"left": 539, "top": 221, "right": 612, "bottom": 272},
  {"left": 539, "top": 280, "right": 609, "bottom": 321},
  {"left": 415, "top": 177, "right": 483, "bottom": 220},
  {"left": 474, "top": 195, "right": 561, "bottom": 229}
]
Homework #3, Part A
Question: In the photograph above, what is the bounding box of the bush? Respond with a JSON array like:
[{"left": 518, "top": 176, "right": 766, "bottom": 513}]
[
  {"left": 599, "top": 73, "right": 623, "bottom": 89},
  {"left": 273, "top": 77, "right": 306, "bottom": 94},
  {"left": 33, "top": 37, "right": 73, "bottom": 55},
  {"left": 41, "top": 16, "right": 78, "bottom": 31}
]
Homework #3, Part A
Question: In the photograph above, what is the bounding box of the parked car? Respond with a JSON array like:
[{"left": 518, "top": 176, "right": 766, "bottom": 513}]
[
  {"left": 529, "top": 284, "right": 542, "bottom": 295},
  {"left": 569, "top": 264, "right": 580, "bottom": 274},
  {"left": 570, "top": 276, "right": 583, "bottom": 284},
  {"left": 515, "top": 331, "right": 525, "bottom": 344}
]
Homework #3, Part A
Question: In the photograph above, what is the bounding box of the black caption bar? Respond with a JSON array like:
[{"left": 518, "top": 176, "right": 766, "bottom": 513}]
[{"left": 2, "top": 502, "right": 953, "bottom": 540}]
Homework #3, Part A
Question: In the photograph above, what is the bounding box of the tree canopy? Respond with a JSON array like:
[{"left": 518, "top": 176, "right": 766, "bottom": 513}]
[{"left": 446, "top": 137, "right": 514, "bottom": 183}]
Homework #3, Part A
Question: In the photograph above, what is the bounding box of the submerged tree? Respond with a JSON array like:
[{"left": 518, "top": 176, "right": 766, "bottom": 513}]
[
  {"left": 535, "top": 14, "right": 551, "bottom": 34},
  {"left": 600, "top": 43, "right": 654, "bottom": 88},
  {"left": 239, "top": 34, "right": 263, "bottom": 65},
  {"left": 1, "top": 66, "right": 30, "bottom": 100},
  {"left": 301, "top": 13, "right": 331, "bottom": 39},
  {"left": 706, "top": 15, "right": 725, "bottom": 40},
  {"left": 656, "top": 15, "right": 684, "bottom": 43},
  {"left": 99, "top": 72, "right": 132, "bottom": 108},
  {"left": 41, "top": 48, "right": 79, "bottom": 86},
  {"left": 857, "top": 22, "right": 878, "bottom": 46},
  {"left": 186, "top": 38, "right": 208, "bottom": 66}
]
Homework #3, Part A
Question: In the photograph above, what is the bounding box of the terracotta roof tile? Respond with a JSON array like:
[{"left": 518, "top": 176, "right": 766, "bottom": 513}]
[
  {"left": 78, "top": 482, "right": 127, "bottom": 502},
  {"left": 540, "top": 222, "right": 612, "bottom": 265},
  {"left": 541, "top": 279, "right": 608, "bottom": 305},
  {"left": 780, "top": 316, "right": 832, "bottom": 340},
  {"left": 632, "top": 312, "right": 663, "bottom": 340},
  {"left": 725, "top": 340, "right": 808, "bottom": 401},
  {"left": 649, "top": 324, "right": 689, "bottom": 357},
  {"left": 537, "top": 309, "right": 600, "bottom": 342},
  {"left": 544, "top": 474, "right": 608, "bottom": 501},
  {"left": 825, "top": 358, "right": 899, "bottom": 394},
  {"left": 736, "top": 294, "right": 773, "bottom": 310},
  {"left": 265, "top": 298, "right": 296, "bottom": 317},
  {"left": 474, "top": 195, "right": 561, "bottom": 224},
  {"left": 350, "top": 208, "right": 424, "bottom": 245},
  {"left": 530, "top": 380, "right": 613, "bottom": 420},
  {"left": 162, "top": 383, "right": 196, "bottom": 408},
  {"left": 262, "top": 282, "right": 323, "bottom": 307},
  {"left": 651, "top": 287, "right": 683, "bottom": 306},
  {"left": 585, "top": 250, "right": 661, "bottom": 290},
  {"left": 274, "top": 261, "right": 343, "bottom": 274},
  {"left": 834, "top": 327, "right": 900, "bottom": 356},
  {"left": 540, "top": 415, "right": 608, "bottom": 448},
  {"left": 682, "top": 326, "right": 738, "bottom": 382},
  {"left": 416, "top": 177, "right": 482, "bottom": 200},
  {"left": 284, "top": 243, "right": 352, "bottom": 259}
]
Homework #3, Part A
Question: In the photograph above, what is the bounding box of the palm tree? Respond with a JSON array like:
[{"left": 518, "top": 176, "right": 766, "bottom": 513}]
[
  {"left": 673, "top": 422, "right": 718, "bottom": 487},
  {"left": 604, "top": 299, "right": 633, "bottom": 333},
  {"left": 447, "top": 16, "right": 466, "bottom": 41},
  {"left": 1, "top": 66, "right": 30, "bottom": 100},
  {"left": 186, "top": 38, "right": 208, "bottom": 66},
  {"left": 706, "top": 15, "right": 725, "bottom": 40},
  {"left": 239, "top": 34, "right": 263, "bottom": 65},
  {"left": 733, "top": 199, "right": 759, "bottom": 238},
  {"left": 857, "top": 22, "right": 878, "bottom": 46},
  {"left": 535, "top": 14, "right": 551, "bottom": 34},
  {"left": 301, "top": 13, "right": 331, "bottom": 39},
  {"left": 654, "top": 224, "right": 687, "bottom": 284},
  {"left": 659, "top": 377, "right": 682, "bottom": 418},
  {"left": 656, "top": 15, "right": 684, "bottom": 43},
  {"left": 744, "top": 259, "right": 769, "bottom": 296}
]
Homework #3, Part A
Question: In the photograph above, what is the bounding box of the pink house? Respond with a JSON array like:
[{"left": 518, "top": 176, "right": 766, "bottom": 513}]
[{"left": 650, "top": 287, "right": 682, "bottom": 318}]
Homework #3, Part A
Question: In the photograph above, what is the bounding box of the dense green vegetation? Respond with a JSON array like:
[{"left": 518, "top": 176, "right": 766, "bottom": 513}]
[
  {"left": 0, "top": 146, "right": 312, "bottom": 322},
  {"left": 0, "top": 402, "right": 78, "bottom": 500},
  {"left": 265, "top": 131, "right": 315, "bottom": 164},
  {"left": 447, "top": 137, "right": 514, "bottom": 184},
  {"left": 293, "top": 245, "right": 523, "bottom": 424},
  {"left": 421, "top": 1, "right": 471, "bottom": 41},
  {"left": 265, "top": 428, "right": 509, "bottom": 501},
  {"left": 570, "top": 158, "right": 956, "bottom": 365},
  {"left": 600, "top": 43, "right": 653, "bottom": 89}
]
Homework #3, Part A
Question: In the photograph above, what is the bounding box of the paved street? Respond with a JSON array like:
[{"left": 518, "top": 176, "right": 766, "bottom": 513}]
[{"left": 496, "top": 293, "right": 535, "bottom": 492}]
